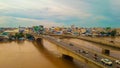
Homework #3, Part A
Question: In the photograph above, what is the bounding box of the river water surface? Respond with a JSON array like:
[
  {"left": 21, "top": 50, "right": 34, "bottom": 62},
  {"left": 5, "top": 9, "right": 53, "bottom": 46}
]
[{"left": 0, "top": 41, "right": 85, "bottom": 68}]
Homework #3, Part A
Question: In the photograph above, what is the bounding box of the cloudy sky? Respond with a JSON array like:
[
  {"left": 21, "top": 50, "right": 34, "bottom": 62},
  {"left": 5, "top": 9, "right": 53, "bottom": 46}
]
[{"left": 0, "top": 0, "right": 120, "bottom": 27}]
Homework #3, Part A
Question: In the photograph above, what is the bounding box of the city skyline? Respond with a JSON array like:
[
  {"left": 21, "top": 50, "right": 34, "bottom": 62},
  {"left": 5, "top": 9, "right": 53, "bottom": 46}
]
[{"left": 0, "top": 0, "right": 120, "bottom": 28}]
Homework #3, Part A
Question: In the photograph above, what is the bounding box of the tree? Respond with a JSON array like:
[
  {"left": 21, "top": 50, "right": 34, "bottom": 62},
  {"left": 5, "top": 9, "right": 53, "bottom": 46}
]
[
  {"left": 105, "top": 27, "right": 111, "bottom": 31},
  {"left": 15, "top": 33, "right": 24, "bottom": 39},
  {"left": 111, "top": 29, "right": 117, "bottom": 37},
  {"left": 110, "top": 29, "right": 117, "bottom": 43}
]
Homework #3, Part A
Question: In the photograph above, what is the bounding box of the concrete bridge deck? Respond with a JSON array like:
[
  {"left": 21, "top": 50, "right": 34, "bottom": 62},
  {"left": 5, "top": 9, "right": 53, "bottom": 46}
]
[
  {"left": 33, "top": 34, "right": 120, "bottom": 68},
  {"left": 49, "top": 34, "right": 120, "bottom": 49}
]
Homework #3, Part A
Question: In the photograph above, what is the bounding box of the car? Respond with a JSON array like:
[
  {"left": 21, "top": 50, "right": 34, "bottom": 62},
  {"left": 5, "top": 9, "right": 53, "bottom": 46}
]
[
  {"left": 115, "top": 60, "right": 120, "bottom": 65},
  {"left": 93, "top": 54, "right": 98, "bottom": 60},
  {"left": 101, "top": 58, "right": 112, "bottom": 66},
  {"left": 82, "top": 50, "right": 88, "bottom": 54}
]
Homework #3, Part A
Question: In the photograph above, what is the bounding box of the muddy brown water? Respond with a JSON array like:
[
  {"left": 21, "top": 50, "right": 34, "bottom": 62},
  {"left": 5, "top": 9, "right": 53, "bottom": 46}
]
[{"left": 0, "top": 41, "right": 88, "bottom": 68}]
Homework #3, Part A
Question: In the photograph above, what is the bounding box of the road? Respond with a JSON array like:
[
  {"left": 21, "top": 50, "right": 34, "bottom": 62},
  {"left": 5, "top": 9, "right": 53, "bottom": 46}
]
[
  {"left": 62, "top": 38, "right": 120, "bottom": 59},
  {"left": 43, "top": 35, "right": 120, "bottom": 68}
]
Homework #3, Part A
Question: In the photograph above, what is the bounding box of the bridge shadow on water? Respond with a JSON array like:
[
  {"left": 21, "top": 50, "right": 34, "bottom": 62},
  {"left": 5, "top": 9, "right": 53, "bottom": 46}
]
[{"left": 32, "top": 40, "right": 86, "bottom": 68}]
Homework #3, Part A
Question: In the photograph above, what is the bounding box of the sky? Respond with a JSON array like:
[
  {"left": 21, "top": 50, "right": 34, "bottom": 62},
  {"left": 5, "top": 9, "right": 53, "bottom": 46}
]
[{"left": 0, "top": 0, "right": 120, "bottom": 28}]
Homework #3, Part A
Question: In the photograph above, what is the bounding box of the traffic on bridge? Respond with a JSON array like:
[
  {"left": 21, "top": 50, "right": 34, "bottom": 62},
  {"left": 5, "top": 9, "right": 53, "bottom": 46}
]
[{"left": 42, "top": 35, "right": 120, "bottom": 68}]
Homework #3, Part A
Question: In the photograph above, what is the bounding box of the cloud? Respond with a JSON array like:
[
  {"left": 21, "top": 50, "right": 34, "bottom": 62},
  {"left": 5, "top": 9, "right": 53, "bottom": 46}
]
[
  {"left": 0, "top": 0, "right": 92, "bottom": 20},
  {"left": 0, "top": 16, "right": 64, "bottom": 27},
  {"left": 0, "top": 0, "right": 120, "bottom": 27},
  {"left": 110, "top": 0, "right": 120, "bottom": 17}
]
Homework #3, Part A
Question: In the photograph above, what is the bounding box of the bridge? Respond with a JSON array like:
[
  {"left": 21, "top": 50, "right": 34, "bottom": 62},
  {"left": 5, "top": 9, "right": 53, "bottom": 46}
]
[
  {"left": 33, "top": 34, "right": 120, "bottom": 68},
  {"left": 47, "top": 34, "right": 120, "bottom": 59},
  {"left": 4, "top": 30, "right": 119, "bottom": 68},
  {"left": 48, "top": 34, "right": 120, "bottom": 49}
]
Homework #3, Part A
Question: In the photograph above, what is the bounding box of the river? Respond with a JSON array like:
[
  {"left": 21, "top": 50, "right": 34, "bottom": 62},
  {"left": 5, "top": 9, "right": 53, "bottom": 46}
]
[{"left": 0, "top": 41, "right": 86, "bottom": 68}]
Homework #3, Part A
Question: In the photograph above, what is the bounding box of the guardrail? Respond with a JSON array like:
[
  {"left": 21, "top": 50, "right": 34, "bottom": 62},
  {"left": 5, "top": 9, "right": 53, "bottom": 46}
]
[{"left": 32, "top": 33, "right": 120, "bottom": 68}]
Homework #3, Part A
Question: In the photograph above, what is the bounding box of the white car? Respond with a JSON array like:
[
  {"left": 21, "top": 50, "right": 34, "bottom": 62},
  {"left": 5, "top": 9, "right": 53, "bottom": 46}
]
[
  {"left": 101, "top": 58, "right": 112, "bottom": 66},
  {"left": 115, "top": 60, "right": 120, "bottom": 65}
]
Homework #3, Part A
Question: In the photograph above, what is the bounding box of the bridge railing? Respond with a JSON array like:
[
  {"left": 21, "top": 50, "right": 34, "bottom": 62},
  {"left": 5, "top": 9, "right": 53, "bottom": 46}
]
[{"left": 32, "top": 33, "right": 120, "bottom": 68}]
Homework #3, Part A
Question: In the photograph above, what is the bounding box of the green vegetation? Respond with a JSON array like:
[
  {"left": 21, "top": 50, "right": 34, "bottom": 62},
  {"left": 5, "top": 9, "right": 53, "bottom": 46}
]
[
  {"left": 110, "top": 29, "right": 117, "bottom": 37},
  {"left": 110, "top": 29, "right": 117, "bottom": 43},
  {"left": 15, "top": 33, "right": 24, "bottom": 39},
  {"left": 26, "top": 34, "right": 33, "bottom": 38}
]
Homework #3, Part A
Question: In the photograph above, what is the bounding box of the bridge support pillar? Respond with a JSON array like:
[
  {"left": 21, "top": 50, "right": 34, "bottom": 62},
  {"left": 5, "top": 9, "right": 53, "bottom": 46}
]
[
  {"left": 36, "top": 38, "right": 43, "bottom": 46},
  {"left": 62, "top": 54, "right": 73, "bottom": 61},
  {"left": 102, "top": 49, "right": 110, "bottom": 55}
]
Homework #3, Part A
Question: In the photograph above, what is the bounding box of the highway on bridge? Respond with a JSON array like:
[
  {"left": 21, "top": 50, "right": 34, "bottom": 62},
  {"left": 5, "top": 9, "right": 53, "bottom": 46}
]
[
  {"left": 42, "top": 35, "right": 120, "bottom": 68},
  {"left": 62, "top": 38, "right": 120, "bottom": 59}
]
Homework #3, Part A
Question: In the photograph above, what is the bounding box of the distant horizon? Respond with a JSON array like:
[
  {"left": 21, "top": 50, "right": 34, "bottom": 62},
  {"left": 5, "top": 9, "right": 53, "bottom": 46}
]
[
  {"left": 0, "top": 25, "right": 120, "bottom": 29},
  {"left": 0, "top": 0, "right": 120, "bottom": 27}
]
